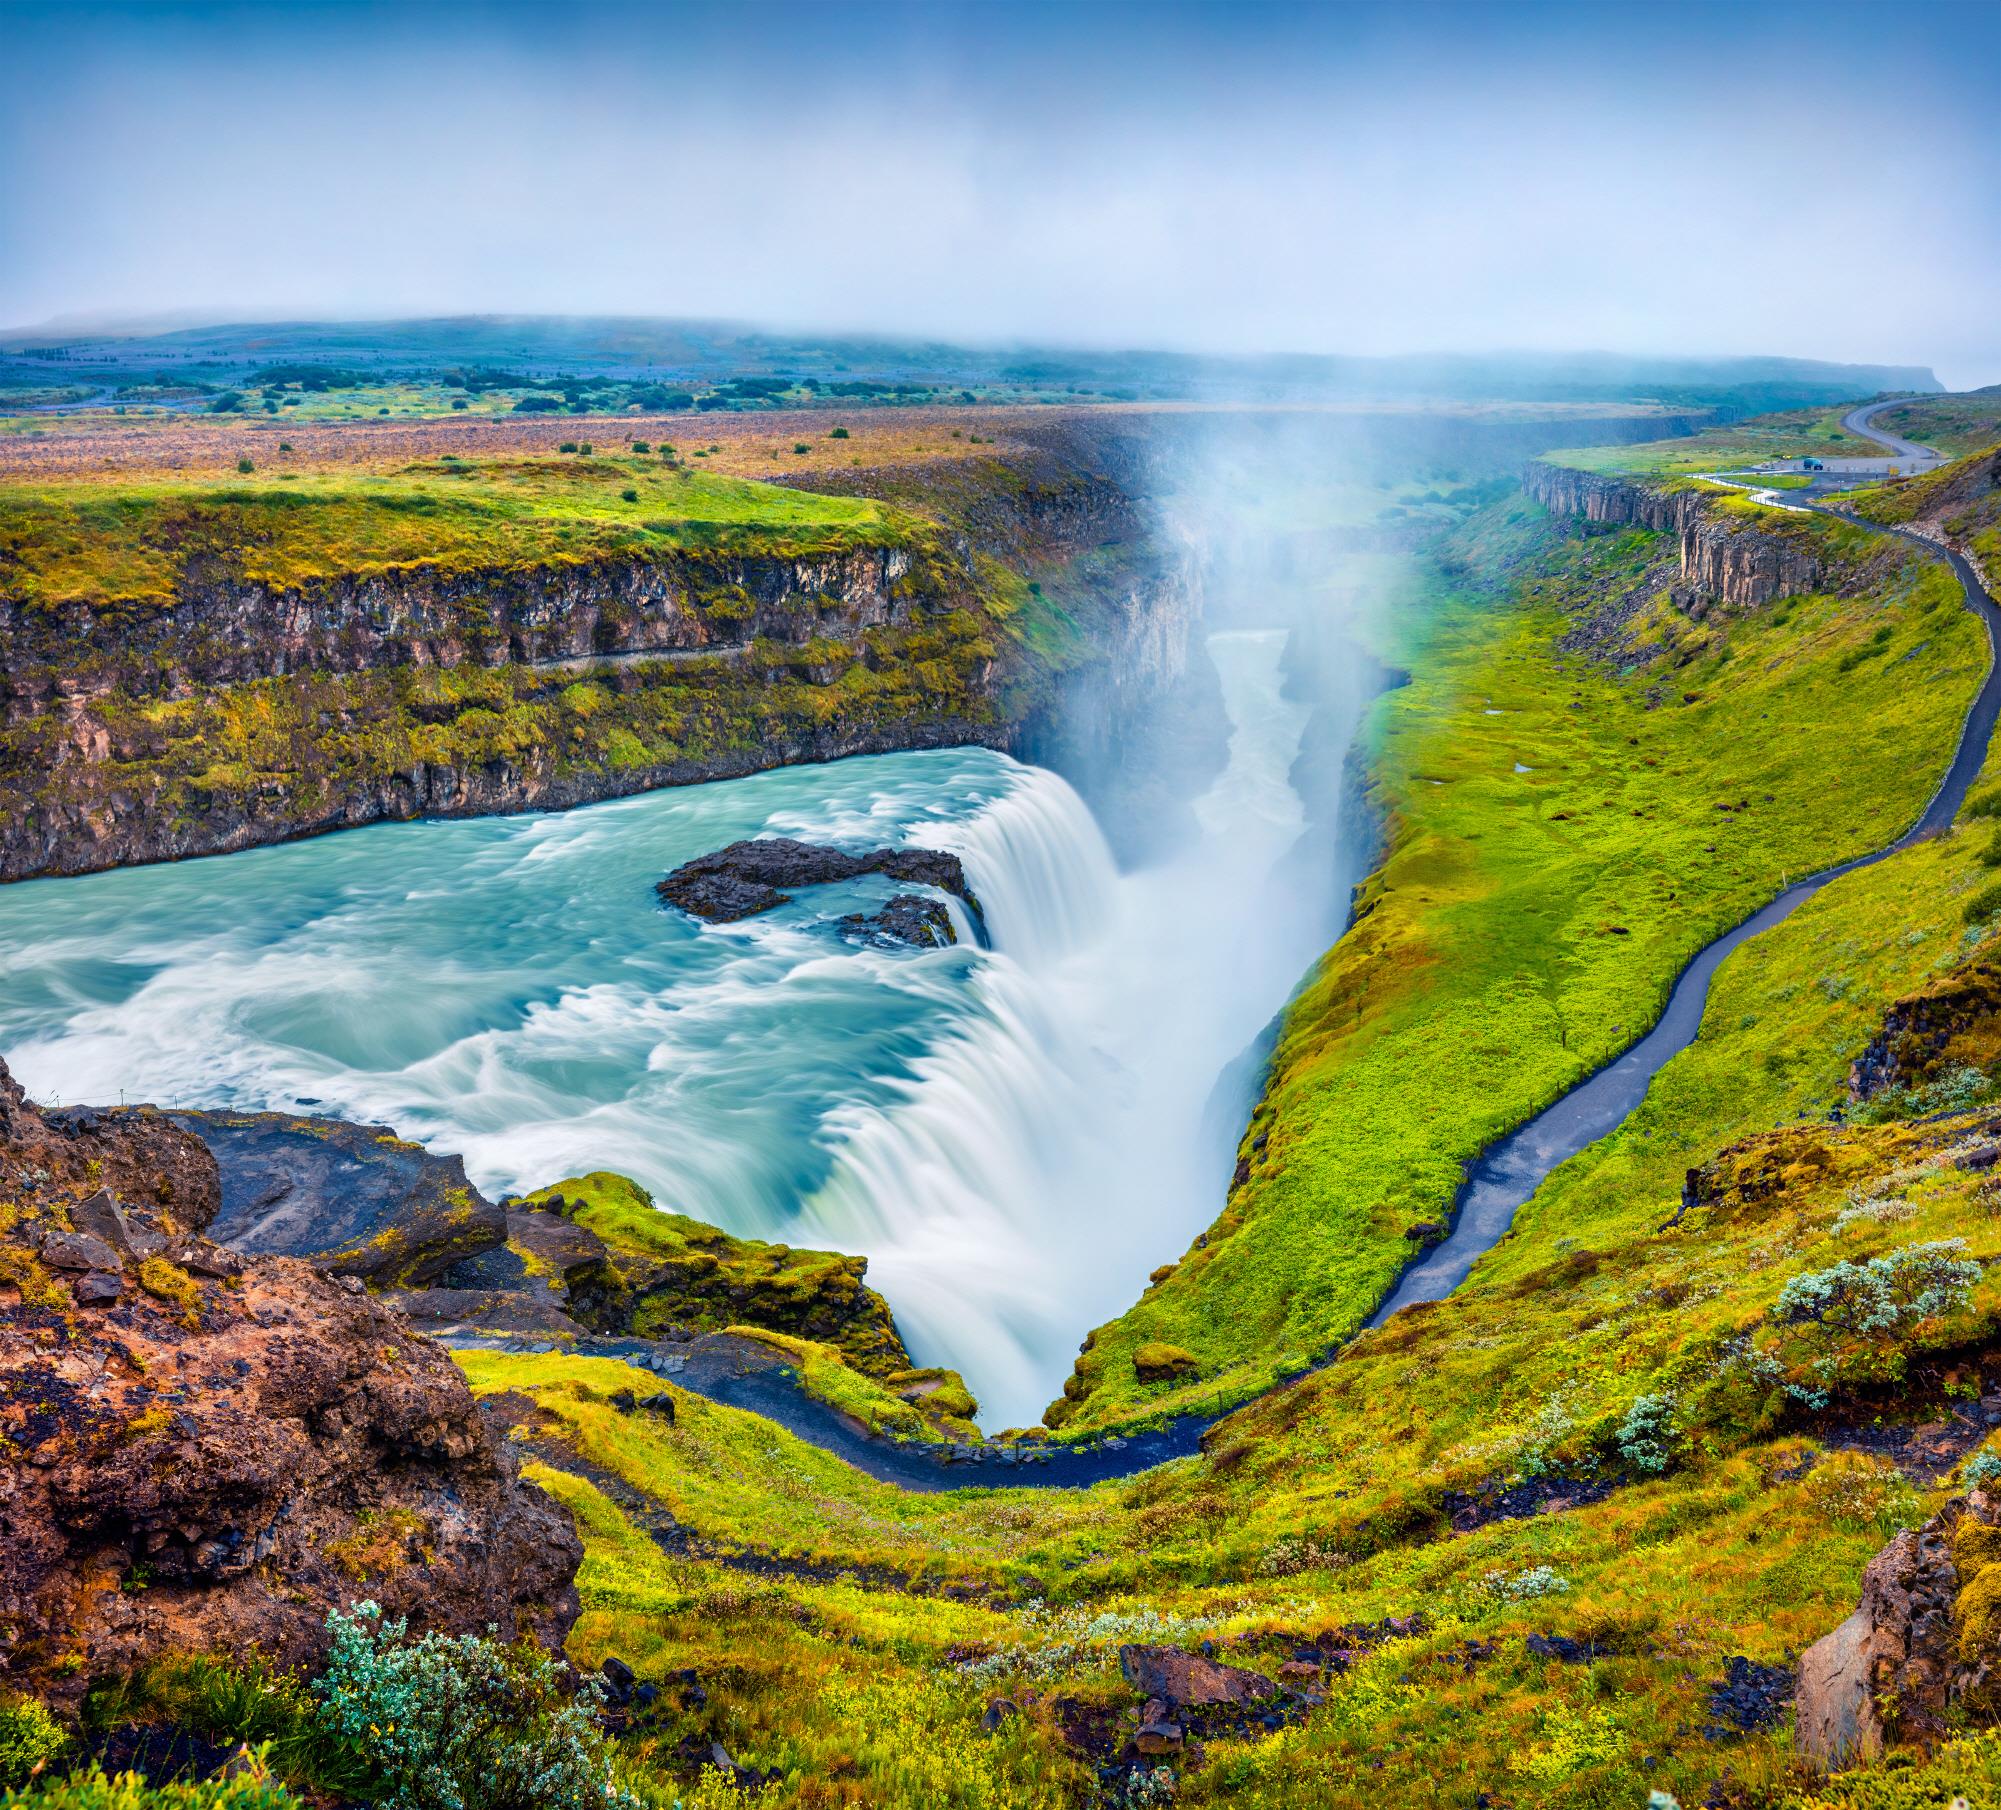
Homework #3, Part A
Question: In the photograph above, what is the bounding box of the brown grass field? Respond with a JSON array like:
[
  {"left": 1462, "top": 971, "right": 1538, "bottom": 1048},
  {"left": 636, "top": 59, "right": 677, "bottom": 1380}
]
[{"left": 0, "top": 397, "right": 1694, "bottom": 484}]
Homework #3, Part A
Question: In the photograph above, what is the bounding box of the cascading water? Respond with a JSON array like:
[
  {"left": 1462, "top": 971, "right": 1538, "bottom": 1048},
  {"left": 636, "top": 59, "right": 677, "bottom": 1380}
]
[
  {"left": 800, "top": 629, "right": 1334, "bottom": 1424},
  {"left": 0, "top": 628, "right": 1365, "bottom": 1427}
]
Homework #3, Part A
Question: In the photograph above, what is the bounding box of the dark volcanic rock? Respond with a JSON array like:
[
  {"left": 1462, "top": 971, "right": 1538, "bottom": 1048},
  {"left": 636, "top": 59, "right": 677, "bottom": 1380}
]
[
  {"left": 1704, "top": 1656, "right": 1794, "bottom": 1739},
  {"left": 657, "top": 837, "right": 985, "bottom": 939},
  {"left": 838, "top": 894, "right": 958, "bottom": 950},
  {"left": 1849, "top": 959, "right": 2001, "bottom": 1102},
  {"left": 0, "top": 1055, "right": 581, "bottom": 1701},
  {"left": 7, "top": 1068, "right": 221, "bottom": 1233},
  {"left": 166, "top": 1108, "right": 506, "bottom": 1286}
]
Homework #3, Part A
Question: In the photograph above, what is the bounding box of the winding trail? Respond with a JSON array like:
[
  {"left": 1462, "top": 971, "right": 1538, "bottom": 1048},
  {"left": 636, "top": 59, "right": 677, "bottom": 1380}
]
[
  {"left": 1371, "top": 522, "right": 2000, "bottom": 1321},
  {"left": 492, "top": 414, "right": 2000, "bottom": 1491}
]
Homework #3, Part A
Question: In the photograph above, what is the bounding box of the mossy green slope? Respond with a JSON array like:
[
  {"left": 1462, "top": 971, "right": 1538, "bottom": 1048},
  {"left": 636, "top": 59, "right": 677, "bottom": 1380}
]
[
  {"left": 524, "top": 1171, "right": 914, "bottom": 1375},
  {"left": 1846, "top": 440, "right": 2001, "bottom": 580},
  {"left": 1051, "top": 491, "right": 1979, "bottom": 1433},
  {"left": 436, "top": 672, "right": 2001, "bottom": 1809}
]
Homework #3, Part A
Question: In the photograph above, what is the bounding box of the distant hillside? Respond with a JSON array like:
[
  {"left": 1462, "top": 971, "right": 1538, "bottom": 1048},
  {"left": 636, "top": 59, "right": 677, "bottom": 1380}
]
[{"left": 0, "top": 314, "right": 1939, "bottom": 417}]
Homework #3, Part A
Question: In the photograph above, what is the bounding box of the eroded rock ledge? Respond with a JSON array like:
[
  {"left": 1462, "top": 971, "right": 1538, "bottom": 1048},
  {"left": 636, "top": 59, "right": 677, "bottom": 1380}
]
[{"left": 1523, "top": 458, "right": 1828, "bottom": 612}]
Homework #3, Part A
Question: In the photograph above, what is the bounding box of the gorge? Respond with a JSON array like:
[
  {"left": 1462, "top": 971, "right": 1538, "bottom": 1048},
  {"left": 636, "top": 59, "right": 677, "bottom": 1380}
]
[{"left": 10, "top": 366, "right": 2001, "bottom": 1810}]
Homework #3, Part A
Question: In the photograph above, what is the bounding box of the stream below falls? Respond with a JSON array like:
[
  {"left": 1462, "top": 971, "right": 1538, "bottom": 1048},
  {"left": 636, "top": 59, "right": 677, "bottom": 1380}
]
[{"left": 0, "top": 628, "right": 1356, "bottom": 1427}]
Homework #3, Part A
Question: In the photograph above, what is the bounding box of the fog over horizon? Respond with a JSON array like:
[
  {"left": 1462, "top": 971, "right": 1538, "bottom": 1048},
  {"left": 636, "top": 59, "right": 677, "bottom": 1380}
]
[{"left": 5, "top": 0, "right": 2000, "bottom": 388}]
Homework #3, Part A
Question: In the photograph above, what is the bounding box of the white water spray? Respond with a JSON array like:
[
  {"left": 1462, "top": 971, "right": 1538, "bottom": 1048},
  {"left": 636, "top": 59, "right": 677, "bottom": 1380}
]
[
  {"left": 803, "top": 629, "right": 1335, "bottom": 1425},
  {"left": 0, "top": 632, "right": 1370, "bottom": 1430}
]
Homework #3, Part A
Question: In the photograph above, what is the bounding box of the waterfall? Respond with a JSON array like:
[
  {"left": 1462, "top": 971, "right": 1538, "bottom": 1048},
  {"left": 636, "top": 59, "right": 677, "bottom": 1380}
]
[
  {"left": 914, "top": 764, "right": 1120, "bottom": 969},
  {"left": 0, "top": 630, "right": 1371, "bottom": 1434},
  {"left": 803, "top": 628, "right": 1341, "bottom": 1427}
]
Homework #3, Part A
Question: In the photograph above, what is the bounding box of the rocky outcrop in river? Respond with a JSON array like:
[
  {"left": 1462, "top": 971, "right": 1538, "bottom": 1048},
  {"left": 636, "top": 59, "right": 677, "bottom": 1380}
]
[{"left": 657, "top": 835, "right": 983, "bottom": 941}]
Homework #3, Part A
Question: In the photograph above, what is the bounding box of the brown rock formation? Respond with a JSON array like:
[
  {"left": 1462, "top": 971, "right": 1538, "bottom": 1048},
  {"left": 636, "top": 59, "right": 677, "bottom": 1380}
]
[
  {"left": 1795, "top": 1487, "right": 2001, "bottom": 1769},
  {"left": 0, "top": 1057, "right": 580, "bottom": 1699},
  {"left": 1117, "top": 1644, "right": 1279, "bottom": 1709}
]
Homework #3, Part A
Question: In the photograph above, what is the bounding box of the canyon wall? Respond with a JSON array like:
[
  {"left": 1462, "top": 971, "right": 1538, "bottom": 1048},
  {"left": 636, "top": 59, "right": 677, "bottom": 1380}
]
[
  {"left": 1523, "top": 460, "right": 1825, "bottom": 611},
  {"left": 0, "top": 447, "right": 1203, "bottom": 882},
  {"left": 0, "top": 543, "right": 950, "bottom": 723}
]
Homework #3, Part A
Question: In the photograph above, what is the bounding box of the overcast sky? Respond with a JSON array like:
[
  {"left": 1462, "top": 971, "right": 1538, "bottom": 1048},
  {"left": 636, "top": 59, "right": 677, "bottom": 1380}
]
[{"left": 4, "top": 0, "right": 1998, "bottom": 386}]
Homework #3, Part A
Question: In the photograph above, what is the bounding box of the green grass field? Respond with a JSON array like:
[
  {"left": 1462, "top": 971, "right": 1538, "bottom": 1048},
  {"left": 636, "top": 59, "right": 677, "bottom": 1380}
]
[
  {"left": 1050, "top": 490, "right": 1979, "bottom": 1432},
  {"left": 0, "top": 457, "right": 905, "bottom": 611},
  {"left": 1547, "top": 407, "right": 1886, "bottom": 477}
]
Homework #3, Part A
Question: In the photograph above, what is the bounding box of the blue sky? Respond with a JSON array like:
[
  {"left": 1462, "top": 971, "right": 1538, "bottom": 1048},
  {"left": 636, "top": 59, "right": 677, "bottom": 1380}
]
[{"left": 4, "top": 0, "right": 1999, "bottom": 384}]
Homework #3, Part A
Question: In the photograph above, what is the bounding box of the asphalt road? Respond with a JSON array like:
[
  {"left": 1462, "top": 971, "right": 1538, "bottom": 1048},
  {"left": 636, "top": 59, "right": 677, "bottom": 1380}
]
[{"left": 1843, "top": 397, "right": 1943, "bottom": 465}]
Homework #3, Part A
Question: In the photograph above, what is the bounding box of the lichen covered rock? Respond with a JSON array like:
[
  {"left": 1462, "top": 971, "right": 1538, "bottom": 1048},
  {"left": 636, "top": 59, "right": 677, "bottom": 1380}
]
[
  {"left": 0, "top": 1057, "right": 580, "bottom": 1700},
  {"left": 1796, "top": 1486, "right": 2001, "bottom": 1769}
]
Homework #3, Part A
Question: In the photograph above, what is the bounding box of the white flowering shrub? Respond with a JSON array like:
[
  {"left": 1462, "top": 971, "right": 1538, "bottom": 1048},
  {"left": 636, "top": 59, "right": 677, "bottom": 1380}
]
[
  {"left": 1615, "top": 1393, "right": 1676, "bottom": 1474},
  {"left": 1770, "top": 1239, "right": 1979, "bottom": 1335}
]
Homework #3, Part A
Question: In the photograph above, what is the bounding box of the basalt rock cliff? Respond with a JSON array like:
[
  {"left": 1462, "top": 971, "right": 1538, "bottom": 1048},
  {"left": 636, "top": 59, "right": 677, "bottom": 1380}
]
[
  {"left": 0, "top": 543, "right": 948, "bottom": 718},
  {"left": 0, "top": 440, "right": 1201, "bottom": 883},
  {"left": 1523, "top": 459, "right": 1826, "bottom": 613}
]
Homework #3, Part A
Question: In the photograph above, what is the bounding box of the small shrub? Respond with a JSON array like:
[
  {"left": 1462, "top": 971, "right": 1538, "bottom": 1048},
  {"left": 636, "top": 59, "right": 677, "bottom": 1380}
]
[
  {"left": 557, "top": 442, "right": 577, "bottom": 454},
  {"left": 1967, "top": 1447, "right": 2001, "bottom": 1490},
  {"left": 235, "top": 459, "right": 253, "bottom": 475},
  {"left": 1483, "top": 1564, "right": 1569, "bottom": 1601},
  {"left": 315, "top": 1602, "right": 636, "bottom": 1810},
  {"left": 1772, "top": 1239, "right": 1981, "bottom": 1335},
  {"left": 0, "top": 1694, "right": 68, "bottom": 1786},
  {"left": 1615, "top": 1392, "right": 1676, "bottom": 1474},
  {"left": 793, "top": 443, "right": 810, "bottom": 455},
  {"left": 577, "top": 442, "right": 592, "bottom": 455},
  {"left": 828, "top": 426, "right": 850, "bottom": 439},
  {"left": 619, "top": 489, "right": 638, "bottom": 503},
  {"left": 1854, "top": 1064, "right": 1995, "bottom": 1124},
  {"left": 630, "top": 440, "right": 649, "bottom": 453}
]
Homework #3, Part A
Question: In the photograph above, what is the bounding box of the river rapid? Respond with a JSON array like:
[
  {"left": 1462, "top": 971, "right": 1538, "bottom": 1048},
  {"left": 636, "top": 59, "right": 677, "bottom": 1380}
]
[{"left": 0, "top": 629, "right": 1348, "bottom": 1426}]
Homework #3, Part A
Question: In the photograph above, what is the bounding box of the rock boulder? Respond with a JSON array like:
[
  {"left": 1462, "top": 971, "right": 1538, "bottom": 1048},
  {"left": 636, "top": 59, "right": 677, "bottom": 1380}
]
[{"left": 0, "top": 1057, "right": 581, "bottom": 1700}]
